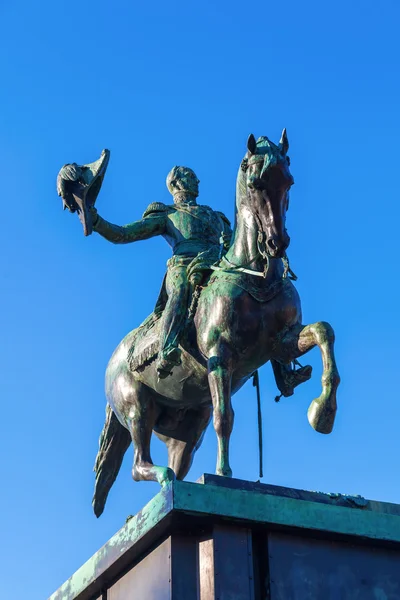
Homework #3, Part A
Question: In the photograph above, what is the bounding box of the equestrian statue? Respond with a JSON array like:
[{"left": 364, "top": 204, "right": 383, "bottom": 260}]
[{"left": 57, "top": 131, "right": 340, "bottom": 517}]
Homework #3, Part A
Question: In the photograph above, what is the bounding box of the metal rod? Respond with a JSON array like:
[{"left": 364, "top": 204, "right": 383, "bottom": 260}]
[{"left": 253, "top": 371, "right": 263, "bottom": 479}]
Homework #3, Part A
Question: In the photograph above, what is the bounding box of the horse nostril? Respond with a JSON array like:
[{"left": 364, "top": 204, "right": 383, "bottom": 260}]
[{"left": 267, "top": 238, "right": 278, "bottom": 252}]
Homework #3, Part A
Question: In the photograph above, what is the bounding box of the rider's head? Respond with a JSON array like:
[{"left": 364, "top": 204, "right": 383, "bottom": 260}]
[{"left": 166, "top": 166, "right": 199, "bottom": 204}]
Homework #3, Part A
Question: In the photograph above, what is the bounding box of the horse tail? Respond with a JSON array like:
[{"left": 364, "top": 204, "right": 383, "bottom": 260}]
[{"left": 92, "top": 404, "right": 131, "bottom": 517}]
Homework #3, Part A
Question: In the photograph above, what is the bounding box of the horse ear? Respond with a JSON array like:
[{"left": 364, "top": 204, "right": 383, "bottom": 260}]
[
  {"left": 247, "top": 134, "right": 257, "bottom": 155},
  {"left": 279, "top": 128, "right": 289, "bottom": 155}
]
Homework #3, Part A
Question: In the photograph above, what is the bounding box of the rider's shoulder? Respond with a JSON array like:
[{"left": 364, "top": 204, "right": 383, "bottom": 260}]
[
  {"left": 142, "top": 202, "right": 171, "bottom": 218},
  {"left": 215, "top": 210, "right": 231, "bottom": 227},
  {"left": 196, "top": 204, "right": 231, "bottom": 226}
]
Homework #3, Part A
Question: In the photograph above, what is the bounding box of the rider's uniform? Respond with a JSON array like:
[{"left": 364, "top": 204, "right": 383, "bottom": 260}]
[{"left": 93, "top": 200, "right": 232, "bottom": 375}]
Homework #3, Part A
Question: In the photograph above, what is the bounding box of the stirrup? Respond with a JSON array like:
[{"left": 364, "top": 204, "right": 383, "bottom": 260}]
[
  {"left": 282, "top": 365, "right": 313, "bottom": 397},
  {"left": 156, "top": 348, "right": 181, "bottom": 379}
]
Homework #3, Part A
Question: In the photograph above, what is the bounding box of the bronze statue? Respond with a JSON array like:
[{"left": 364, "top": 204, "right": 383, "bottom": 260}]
[
  {"left": 91, "top": 166, "right": 232, "bottom": 379},
  {"left": 58, "top": 131, "right": 340, "bottom": 517}
]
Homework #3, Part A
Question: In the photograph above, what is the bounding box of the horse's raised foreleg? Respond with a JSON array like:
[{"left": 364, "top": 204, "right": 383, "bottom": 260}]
[
  {"left": 208, "top": 355, "right": 234, "bottom": 477},
  {"left": 126, "top": 384, "right": 175, "bottom": 486},
  {"left": 276, "top": 321, "right": 340, "bottom": 434}
]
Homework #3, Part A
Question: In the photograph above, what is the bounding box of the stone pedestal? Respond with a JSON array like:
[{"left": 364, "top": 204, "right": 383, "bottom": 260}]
[{"left": 49, "top": 475, "right": 400, "bottom": 600}]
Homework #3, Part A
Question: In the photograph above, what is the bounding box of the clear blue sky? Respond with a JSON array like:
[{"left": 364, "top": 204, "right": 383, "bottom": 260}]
[{"left": 1, "top": 1, "right": 399, "bottom": 598}]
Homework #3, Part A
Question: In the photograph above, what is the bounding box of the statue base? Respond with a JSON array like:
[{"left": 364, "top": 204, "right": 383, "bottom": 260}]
[{"left": 50, "top": 475, "right": 400, "bottom": 600}]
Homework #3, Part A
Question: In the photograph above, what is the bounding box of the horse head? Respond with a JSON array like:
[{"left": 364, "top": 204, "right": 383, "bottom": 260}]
[{"left": 241, "top": 130, "right": 294, "bottom": 259}]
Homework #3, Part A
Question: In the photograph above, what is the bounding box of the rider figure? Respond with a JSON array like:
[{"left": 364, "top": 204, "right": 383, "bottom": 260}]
[{"left": 90, "top": 166, "right": 232, "bottom": 378}]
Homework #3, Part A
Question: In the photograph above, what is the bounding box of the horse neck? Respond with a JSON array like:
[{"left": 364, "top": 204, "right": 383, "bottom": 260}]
[
  {"left": 225, "top": 205, "right": 264, "bottom": 271},
  {"left": 225, "top": 168, "right": 283, "bottom": 279}
]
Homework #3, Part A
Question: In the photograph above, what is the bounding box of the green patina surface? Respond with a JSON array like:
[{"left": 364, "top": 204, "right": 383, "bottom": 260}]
[
  {"left": 173, "top": 480, "right": 400, "bottom": 543},
  {"left": 49, "top": 483, "right": 173, "bottom": 600},
  {"left": 59, "top": 136, "right": 341, "bottom": 523},
  {"left": 49, "top": 478, "right": 400, "bottom": 599}
]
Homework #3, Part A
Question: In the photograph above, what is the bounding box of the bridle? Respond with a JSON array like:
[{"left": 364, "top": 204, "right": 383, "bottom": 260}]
[
  {"left": 211, "top": 154, "right": 297, "bottom": 280},
  {"left": 210, "top": 236, "right": 296, "bottom": 280}
]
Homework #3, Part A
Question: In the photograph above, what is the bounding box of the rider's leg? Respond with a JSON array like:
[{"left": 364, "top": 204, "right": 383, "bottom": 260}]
[{"left": 157, "top": 264, "right": 189, "bottom": 378}]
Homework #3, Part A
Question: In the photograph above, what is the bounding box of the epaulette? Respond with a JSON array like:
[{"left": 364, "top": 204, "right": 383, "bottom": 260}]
[
  {"left": 216, "top": 211, "right": 231, "bottom": 227},
  {"left": 142, "top": 202, "right": 168, "bottom": 218}
]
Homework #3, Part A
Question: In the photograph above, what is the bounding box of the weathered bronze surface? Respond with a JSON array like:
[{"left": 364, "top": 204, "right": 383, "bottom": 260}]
[
  {"left": 49, "top": 476, "right": 400, "bottom": 600},
  {"left": 57, "top": 131, "right": 340, "bottom": 517},
  {"left": 57, "top": 149, "right": 110, "bottom": 236}
]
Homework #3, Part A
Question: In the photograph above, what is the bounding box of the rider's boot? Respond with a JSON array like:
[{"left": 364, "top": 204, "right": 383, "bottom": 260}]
[{"left": 271, "top": 359, "right": 312, "bottom": 398}]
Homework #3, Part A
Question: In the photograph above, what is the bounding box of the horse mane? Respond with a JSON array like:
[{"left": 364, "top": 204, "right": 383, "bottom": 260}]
[
  {"left": 236, "top": 160, "right": 247, "bottom": 207},
  {"left": 231, "top": 159, "right": 248, "bottom": 235}
]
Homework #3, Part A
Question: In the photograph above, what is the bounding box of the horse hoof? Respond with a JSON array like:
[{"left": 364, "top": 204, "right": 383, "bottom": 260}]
[
  {"left": 158, "top": 467, "right": 176, "bottom": 487},
  {"left": 307, "top": 398, "right": 336, "bottom": 434},
  {"left": 132, "top": 464, "right": 176, "bottom": 485}
]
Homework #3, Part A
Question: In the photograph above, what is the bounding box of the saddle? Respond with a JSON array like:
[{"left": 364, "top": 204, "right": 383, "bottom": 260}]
[
  {"left": 126, "top": 254, "right": 288, "bottom": 374},
  {"left": 126, "top": 256, "right": 214, "bottom": 373}
]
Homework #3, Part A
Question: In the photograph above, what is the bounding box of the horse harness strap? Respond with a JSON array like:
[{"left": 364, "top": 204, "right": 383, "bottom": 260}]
[
  {"left": 211, "top": 252, "right": 297, "bottom": 281},
  {"left": 211, "top": 217, "right": 297, "bottom": 281},
  {"left": 211, "top": 260, "right": 268, "bottom": 278}
]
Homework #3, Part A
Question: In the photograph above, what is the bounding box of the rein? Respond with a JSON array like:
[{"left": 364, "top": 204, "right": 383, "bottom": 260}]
[
  {"left": 210, "top": 255, "right": 268, "bottom": 278},
  {"left": 211, "top": 230, "right": 297, "bottom": 281}
]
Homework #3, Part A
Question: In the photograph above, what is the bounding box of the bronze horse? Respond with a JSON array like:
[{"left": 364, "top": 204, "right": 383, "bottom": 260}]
[{"left": 93, "top": 132, "right": 340, "bottom": 517}]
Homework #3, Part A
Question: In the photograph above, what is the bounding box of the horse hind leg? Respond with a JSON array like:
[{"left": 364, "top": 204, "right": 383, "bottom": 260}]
[
  {"left": 276, "top": 321, "right": 340, "bottom": 434},
  {"left": 154, "top": 406, "right": 212, "bottom": 480},
  {"left": 123, "top": 381, "right": 175, "bottom": 486}
]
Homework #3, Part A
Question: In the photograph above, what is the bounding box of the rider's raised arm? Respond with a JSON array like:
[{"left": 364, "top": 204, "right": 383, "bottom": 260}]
[{"left": 92, "top": 202, "right": 167, "bottom": 244}]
